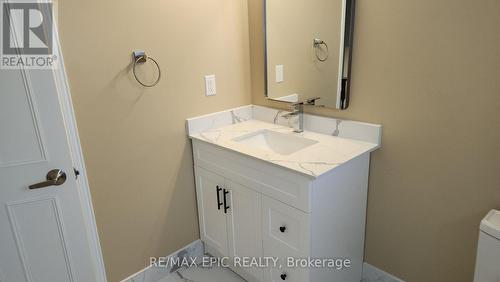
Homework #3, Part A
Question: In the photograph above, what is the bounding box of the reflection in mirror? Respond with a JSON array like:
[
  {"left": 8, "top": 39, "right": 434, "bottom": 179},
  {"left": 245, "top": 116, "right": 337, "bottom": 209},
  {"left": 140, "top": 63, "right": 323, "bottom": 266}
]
[{"left": 264, "top": 0, "right": 355, "bottom": 109}]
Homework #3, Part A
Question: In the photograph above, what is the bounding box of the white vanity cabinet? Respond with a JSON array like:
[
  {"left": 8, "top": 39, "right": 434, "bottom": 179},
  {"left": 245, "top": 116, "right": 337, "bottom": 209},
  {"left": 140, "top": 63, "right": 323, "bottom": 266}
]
[{"left": 192, "top": 139, "right": 371, "bottom": 282}]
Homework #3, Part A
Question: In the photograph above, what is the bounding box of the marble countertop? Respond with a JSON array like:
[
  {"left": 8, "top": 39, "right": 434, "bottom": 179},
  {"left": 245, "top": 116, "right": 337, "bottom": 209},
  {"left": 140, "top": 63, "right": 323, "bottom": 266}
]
[{"left": 189, "top": 119, "right": 379, "bottom": 178}]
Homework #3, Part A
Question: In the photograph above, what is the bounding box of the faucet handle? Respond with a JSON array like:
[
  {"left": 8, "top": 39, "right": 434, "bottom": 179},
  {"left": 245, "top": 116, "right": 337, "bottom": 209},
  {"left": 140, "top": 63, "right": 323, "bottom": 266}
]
[{"left": 305, "top": 97, "right": 321, "bottom": 105}]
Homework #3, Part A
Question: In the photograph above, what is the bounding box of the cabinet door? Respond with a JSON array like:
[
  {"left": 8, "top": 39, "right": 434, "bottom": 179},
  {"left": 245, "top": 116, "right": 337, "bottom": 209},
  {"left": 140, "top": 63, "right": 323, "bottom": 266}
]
[
  {"left": 195, "top": 166, "right": 228, "bottom": 257},
  {"left": 226, "top": 180, "right": 263, "bottom": 282}
]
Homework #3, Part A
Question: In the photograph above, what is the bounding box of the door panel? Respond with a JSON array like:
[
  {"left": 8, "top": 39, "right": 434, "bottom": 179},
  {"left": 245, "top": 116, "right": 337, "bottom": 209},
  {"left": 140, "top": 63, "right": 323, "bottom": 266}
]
[
  {"left": 0, "top": 68, "right": 47, "bottom": 166},
  {"left": 194, "top": 166, "right": 228, "bottom": 256},
  {"left": 226, "top": 180, "right": 263, "bottom": 282},
  {"left": 6, "top": 198, "right": 73, "bottom": 282}
]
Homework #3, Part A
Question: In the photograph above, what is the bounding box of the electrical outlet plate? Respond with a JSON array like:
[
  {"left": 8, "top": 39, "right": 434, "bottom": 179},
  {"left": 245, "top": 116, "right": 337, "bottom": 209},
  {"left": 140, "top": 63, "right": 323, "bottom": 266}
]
[
  {"left": 275, "top": 65, "right": 284, "bottom": 83},
  {"left": 205, "top": 75, "right": 216, "bottom": 96}
]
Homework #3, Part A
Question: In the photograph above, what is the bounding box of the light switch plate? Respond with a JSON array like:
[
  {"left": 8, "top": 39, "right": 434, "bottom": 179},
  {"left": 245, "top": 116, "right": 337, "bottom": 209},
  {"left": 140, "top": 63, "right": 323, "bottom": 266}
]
[
  {"left": 205, "top": 75, "right": 216, "bottom": 96},
  {"left": 275, "top": 65, "right": 284, "bottom": 83}
]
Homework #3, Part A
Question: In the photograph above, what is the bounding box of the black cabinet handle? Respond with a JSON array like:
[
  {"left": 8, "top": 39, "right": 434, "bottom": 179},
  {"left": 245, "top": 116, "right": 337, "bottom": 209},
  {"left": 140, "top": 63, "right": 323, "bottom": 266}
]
[
  {"left": 279, "top": 225, "right": 287, "bottom": 233},
  {"left": 223, "top": 189, "right": 230, "bottom": 213},
  {"left": 280, "top": 273, "right": 287, "bottom": 280},
  {"left": 216, "top": 186, "right": 223, "bottom": 210}
]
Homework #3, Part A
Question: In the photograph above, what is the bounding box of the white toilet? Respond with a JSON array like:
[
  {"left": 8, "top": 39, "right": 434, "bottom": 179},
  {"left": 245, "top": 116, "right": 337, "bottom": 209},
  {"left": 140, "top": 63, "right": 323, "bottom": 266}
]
[{"left": 474, "top": 209, "right": 500, "bottom": 282}]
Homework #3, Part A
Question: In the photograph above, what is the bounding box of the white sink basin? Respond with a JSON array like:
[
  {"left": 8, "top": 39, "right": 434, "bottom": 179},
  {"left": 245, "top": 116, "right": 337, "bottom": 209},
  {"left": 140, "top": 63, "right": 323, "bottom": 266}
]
[{"left": 232, "top": 129, "right": 318, "bottom": 155}]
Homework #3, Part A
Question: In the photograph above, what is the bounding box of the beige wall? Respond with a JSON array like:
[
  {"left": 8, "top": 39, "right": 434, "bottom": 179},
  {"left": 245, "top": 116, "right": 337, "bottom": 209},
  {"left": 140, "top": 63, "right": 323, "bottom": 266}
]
[
  {"left": 57, "top": 0, "right": 500, "bottom": 281},
  {"left": 250, "top": 0, "right": 500, "bottom": 281},
  {"left": 58, "top": 0, "right": 251, "bottom": 281},
  {"left": 265, "top": 0, "right": 342, "bottom": 106}
]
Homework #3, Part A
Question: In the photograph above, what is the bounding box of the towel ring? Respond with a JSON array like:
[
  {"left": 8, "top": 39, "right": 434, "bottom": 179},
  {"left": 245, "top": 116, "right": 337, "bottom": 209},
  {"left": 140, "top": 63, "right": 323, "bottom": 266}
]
[
  {"left": 132, "top": 51, "right": 161, "bottom": 87},
  {"left": 313, "top": 38, "right": 329, "bottom": 62}
]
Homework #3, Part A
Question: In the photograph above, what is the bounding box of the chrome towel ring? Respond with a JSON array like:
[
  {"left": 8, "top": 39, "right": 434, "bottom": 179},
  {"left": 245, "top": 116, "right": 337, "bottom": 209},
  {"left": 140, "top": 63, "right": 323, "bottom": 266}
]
[
  {"left": 132, "top": 50, "right": 161, "bottom": 87},
  {"left": 313, "top": 38, "right": 329, "bottom": 62}
]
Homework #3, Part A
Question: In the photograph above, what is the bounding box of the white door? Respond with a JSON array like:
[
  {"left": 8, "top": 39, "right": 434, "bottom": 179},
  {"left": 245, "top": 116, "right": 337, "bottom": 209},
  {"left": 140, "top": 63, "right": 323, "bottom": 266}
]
[
  {"left": 194, "top": 167, "right": 229, "bottom": 257},
  {"left": 226, "top": 180, "right": 263, "bottom": 282},
  {"left": 0, "top": 64, "right": 101, "bottom": 280}
]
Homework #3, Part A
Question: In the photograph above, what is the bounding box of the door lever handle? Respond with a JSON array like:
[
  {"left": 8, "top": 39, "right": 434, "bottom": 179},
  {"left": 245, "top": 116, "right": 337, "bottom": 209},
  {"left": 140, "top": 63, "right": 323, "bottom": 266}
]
[{"left": 29, "top": 169, "right": 67, "bottom": 189}]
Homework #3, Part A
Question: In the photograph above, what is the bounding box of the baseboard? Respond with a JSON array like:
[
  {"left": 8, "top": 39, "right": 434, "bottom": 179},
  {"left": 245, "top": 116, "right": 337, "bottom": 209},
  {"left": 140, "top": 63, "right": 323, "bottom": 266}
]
[
  {"left": 362, "top": 262, "right": 405, "bottom": 282},
  {"left": 120, "top": 239, "right": 204, "bottom": 282}
]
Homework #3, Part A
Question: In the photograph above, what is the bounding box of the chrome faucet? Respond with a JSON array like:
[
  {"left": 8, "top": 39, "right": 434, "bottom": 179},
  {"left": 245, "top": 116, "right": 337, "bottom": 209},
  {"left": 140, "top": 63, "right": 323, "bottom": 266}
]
[
  {"left": 305, "top": 97, "right": 321, "bottom": 106},
  {"left": 282, "top": 102, "right": 304, "bottom": 133}
]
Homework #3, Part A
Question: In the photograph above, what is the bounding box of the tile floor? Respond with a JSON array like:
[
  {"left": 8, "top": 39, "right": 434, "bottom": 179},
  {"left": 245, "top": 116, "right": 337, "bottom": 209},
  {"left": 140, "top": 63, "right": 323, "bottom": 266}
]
[
  {"left": 154, "top": 265, "right": 397, "bottom": 282},
  {"left": 157, "top": 264, "right": 245, "bottom": 282},
  {"left": 123, "top": 240, "right": 400, "bottom": 282}
]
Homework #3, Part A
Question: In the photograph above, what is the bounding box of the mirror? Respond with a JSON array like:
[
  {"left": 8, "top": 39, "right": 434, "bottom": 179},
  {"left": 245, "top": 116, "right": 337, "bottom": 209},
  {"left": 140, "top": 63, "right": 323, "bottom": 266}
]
[{"left": 264, "top": 0, "right": 355, "bottom": 109}]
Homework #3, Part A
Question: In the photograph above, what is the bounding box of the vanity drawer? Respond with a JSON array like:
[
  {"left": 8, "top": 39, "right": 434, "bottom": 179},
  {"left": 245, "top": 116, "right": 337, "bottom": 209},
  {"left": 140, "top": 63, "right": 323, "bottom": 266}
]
[
  {"left": 192, "top": 140, "right": 312, "bottom": 212},
  {"left": 262, "top": 196, "right": 310, "bottom": 282},
  {"left": 262, "top": 195, "right": 310, "bottom": 257},
  {"left": 264, "top": 264, "right": 308, "bottom": 282}
]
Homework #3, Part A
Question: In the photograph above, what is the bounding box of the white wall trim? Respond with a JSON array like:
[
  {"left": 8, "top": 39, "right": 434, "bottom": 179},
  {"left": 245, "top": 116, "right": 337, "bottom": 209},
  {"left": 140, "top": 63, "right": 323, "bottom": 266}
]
[
  {"left": 362, "top": 263, "right": 405, "bottom": 282},
  {"left": 51, "top": 15, "right": 108, "bottom": 282},
  {"left": 120, "top": 240, "right": 204, "bottom": 282},
  {"left": 120, "top": 266, "right": 152, "bottom": 282}
]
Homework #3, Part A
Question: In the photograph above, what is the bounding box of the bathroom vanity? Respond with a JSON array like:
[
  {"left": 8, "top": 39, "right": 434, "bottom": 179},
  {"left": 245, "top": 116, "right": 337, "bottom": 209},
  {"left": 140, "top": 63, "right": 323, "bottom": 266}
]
[{"left": 186, "top": 105, "right": 381, "bottom": 282}]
